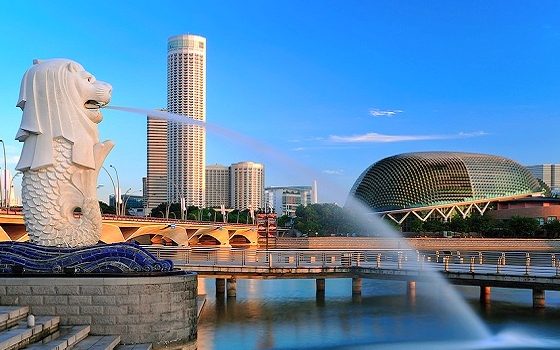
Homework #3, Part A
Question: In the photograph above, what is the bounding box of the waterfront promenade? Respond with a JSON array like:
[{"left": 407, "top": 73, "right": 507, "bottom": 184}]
[{"left": 146, "top": 246, "right": 560, "bottom": 308}]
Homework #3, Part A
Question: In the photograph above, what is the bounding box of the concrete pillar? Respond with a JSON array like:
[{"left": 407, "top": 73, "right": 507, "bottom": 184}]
[
  {"left": 216, "top": 278, "right": 225, "bottom": 296},
  {"left": 533, "top": 289, "right": 545, "bottom": 308},
  {"left": 197, "top": 277, "right": 206, "bottom": 296},
  {"left": 480, "top": 286, "right": 491, "bottom": 304},
  {"left": 407, "top": 281, "right": 416, "bottom": 297},
  {"left": 316, "top": 278, "right": 325, "bottom": 293},
  {"left": 352, "top": 277, "right": 362, "bottom": 295},
  {"left": 406, "top": 281, "right": 416, "bottom": 306},
  {"left": 352, "top": 294, "right": 362, "bottom": 304},
  {"left": 227, "top": 278, "right": 237, "bottom": 298}
]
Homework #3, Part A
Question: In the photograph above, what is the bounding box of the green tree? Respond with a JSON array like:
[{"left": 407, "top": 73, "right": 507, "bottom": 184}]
[
  {"left": 150, "top": 202, "right": 181, "bottom": 219},
  {"left": 423, "top": 220, "right": 446, "bottom": 233},
  {"left": 543, "top": 220, "right": 560, "bottom": 238},
  {"left": 99, "top": 201, "right": 116, "bottom": 215},
  {"left": 277, "top": 215, "right": 292, "bottom": 228},
  {"left": 505, "top": 216, "right": 540, "bottom": 237},
  {"left": 448, "top": 216, "right": 469, "bottom": 233},
  {"left": 408, "top": 218, "right": 424, "bottom": 233},
  {"left": 466, "top": 212, "right": 494, "bottom": 234}
]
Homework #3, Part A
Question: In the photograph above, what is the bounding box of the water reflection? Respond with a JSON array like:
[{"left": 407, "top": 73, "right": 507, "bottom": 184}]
[{"left": 197, "top": 279, "right": 560, "bottom": 350}]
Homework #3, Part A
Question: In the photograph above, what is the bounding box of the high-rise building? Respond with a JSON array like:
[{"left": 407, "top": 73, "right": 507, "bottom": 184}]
[
  {"left": 167, "top": 34, "right": 206, "bottom": 206},
  {"left": 265, "top": 185, "right": 314, "bottom": 217},
  {"left": 205, "top": 164, "right": 230, "bottom": 208},
  {"left": 230, "top": 162, "right": 265, "bottom": 210},
  {"left": 145, "top": 116, "right": 168, "bottom": 213},
  {"left": 526, "top": 164, "right": 560, "bottom": 193}
]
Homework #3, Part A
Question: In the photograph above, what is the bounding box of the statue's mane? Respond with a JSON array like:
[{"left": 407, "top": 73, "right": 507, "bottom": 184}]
[{"left": 15, "top": 59, "right": 99, "bottom": 171}]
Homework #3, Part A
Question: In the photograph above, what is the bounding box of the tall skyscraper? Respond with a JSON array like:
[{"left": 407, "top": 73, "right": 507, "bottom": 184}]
[
  {"left": 205, "top": 164, "right": 230, "bottom": 208},
  {"left": 145, "top": 116, "right": 168, "bottom": 213},
  {"left": 526, "top": 164, "right": 560, "bottom": 193},
  {"left": 230, "top": 162, "right": 265, "bottom": 210},
  {"left": 167, "top": 34, "right": 206, "bottom": 207}
]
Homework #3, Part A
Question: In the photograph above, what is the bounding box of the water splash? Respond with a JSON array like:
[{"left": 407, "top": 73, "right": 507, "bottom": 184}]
[
  {"left": 106, "top": 105, "right": 500, "bottom": 341},
  {"left": 352, "top": 329, "right": 560, "bottom": 350}
]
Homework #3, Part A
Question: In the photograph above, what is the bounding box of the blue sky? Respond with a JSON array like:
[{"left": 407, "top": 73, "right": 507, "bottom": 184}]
[{"left": 1, "top": 1, "right": 559, "bottom": 204}]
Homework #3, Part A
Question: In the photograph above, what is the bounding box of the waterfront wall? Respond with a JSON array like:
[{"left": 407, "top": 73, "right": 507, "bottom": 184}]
[
  {"left": 269, "top": 237, "right": 560, "bottom": 251},
  {"left": 0, "top": 274, "right": 197, "bottom": 347}
]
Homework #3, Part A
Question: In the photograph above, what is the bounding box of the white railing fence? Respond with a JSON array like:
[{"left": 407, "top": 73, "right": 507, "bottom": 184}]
[{"left": 144, "top": 246, "right": 560, "bottom": 278}]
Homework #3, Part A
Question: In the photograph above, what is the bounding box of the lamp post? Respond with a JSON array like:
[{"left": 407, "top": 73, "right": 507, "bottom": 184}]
[
  {"left": 122, "top": 188, "right": 141, "bottom": 217},
  {"left": 6, "top": 171, "right": 22, "bottom": 214},
  {"left": 0, "top": 166, "right": 3, "bottom": 209},
  {"left": 0, "top": 140, "right": 6, "bottom": 208},
  {"left": 102, "top": 167, "right": 117, "bottom": 215},
  {"left": 109, "top": 165, "right": 121, "bottom": 215}
]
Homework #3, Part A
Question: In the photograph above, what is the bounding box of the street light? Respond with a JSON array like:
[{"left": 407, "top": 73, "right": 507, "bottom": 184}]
[
  {"left": 0, "top": 140, "right": 6, "bottom": 208},
  {"left": 0, "top": 166, "right": 3, "bottom": 209},
  {"left": 102, "top": 167, "right": 117, "bottom": 215},
  {"left": 122, "top": 188, "right": 141, "bottom": 217},
  {"left": 6, "top": 171, "right": 21, "bottom": 214},
  {"left": 109, "top": 165, "right": 121, "bottom": 215}
]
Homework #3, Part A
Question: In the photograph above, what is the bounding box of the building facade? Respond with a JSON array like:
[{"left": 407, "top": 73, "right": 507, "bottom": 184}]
[
  {"left": 265, "top": 186, "right": 314, "bottom": 217},
  {"left": 167, "top": 34, "right": 206, "bottom": 206},
  {"left": 349, "top": 152, "right": 545, "bottom": 223},
  {"left": 526, "top": 164, "right": 560, "bottom": 193},
  {"left": 145, "top": 116, "right": 168, "bottom": 213},
  {"left": 230, "top": 162, "right": 264, "bottom": 210},
  {"left": 205, "top": 164, "right": 230, "bottom": 208}
]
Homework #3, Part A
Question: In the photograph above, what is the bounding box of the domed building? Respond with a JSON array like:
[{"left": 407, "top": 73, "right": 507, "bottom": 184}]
[{"left": 348, "top": 152, "right": 546, "bottom": 223}]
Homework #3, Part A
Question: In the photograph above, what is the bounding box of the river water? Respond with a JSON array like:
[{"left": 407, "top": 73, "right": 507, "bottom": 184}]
[{"left": 196, "top": 278, "right": 560, "bottom": 350}]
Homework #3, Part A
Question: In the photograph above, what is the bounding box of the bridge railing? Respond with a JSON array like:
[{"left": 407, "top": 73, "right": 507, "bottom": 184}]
[
  {"left": 144, "top": 246, "right": 560, "bottom": 277},
  {"left": 101, "top": 214, "right": 255, "bottom": 227}
]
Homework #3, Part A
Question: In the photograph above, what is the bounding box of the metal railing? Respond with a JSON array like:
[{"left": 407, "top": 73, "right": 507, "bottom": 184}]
[{"left": 144, "top": 246, "right": 560, "bottom": 278}]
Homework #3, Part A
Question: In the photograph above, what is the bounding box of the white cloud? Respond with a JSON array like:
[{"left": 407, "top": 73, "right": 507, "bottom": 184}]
[
  {"left": 322, "top": 169, "right": 344, "bottom": 175},
  {"left": 369, "top": 109, "right": 403, "bottom": 117},
  {"left": 329, "top": 131, "right": 487, "bottom": 143}
]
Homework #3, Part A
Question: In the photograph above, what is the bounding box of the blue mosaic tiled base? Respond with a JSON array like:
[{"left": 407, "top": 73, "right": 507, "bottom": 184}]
[{"left": 0, "top": 242, "right": 173, "bottom": 274}]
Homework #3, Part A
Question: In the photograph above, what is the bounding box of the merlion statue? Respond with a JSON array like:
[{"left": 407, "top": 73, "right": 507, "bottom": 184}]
[{"left": 15, "top": 59, "right": 114, "bottom": 247}]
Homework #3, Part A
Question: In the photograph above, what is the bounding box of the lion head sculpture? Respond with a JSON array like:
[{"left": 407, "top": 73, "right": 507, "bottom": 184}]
[{"left": 15, "top": 59, "right": 112, "bottom": 171}]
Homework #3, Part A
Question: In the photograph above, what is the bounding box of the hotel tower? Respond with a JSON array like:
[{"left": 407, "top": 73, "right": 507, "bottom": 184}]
[{"left": 167, "top": 34, "right": 207, "bottom": 206}]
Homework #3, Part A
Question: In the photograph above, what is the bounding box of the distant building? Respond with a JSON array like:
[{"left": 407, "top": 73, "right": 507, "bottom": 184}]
[
  {"left": 0, "top": 169, "right": 21, "bottom": 207},
  {"left": 167, "top": 34, "right": 206, "bottom": 207},
  {"left": 526, "top": 164, "right": 560, "bottom": 193},
  {"left": 110, "top": 194, "right": 144, "bottom": 216},
  {"left": 491, "top": 197, "right": 560, "bottom": 224},
  {"left": 230, "top": 162, "right": 264, "bottom": 210},
  {"left": 349, "top": 152, "right": 545, "bottom": 223},
  {"left": 145, "top": 115, "right": 168, "bottom": 213},
  {"left": 265, "top": 186, "right": 315, "bottom": 217},
  {"left": 205, "top": 164, "right": 230, "bottom": 208}
]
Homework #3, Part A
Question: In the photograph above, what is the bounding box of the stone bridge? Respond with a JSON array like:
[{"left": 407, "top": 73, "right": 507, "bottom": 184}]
[{"left": 0, "top": 213, "right": 257, "bottom": 247}]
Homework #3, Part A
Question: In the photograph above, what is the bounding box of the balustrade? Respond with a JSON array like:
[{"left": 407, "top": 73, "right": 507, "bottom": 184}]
[{"left": 144, "top": 246, "right": 560, "bottom": 279}]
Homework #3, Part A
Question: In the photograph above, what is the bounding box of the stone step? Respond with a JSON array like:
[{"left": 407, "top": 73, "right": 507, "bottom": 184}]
[
  {"left": 71, "top": 335, "right": 121, "bottom": 350},
  {"left": 116, "top": 344, "right": 152, "bottom": 350},
  {"left": 0, "top": 306, "right": 29, "bottom": 332},
  {"left": 0, "top": 315, "right": 59, "bottom": 350},
  {"left": 25, "top": 325, "right": 90, "bottom": 350}
]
